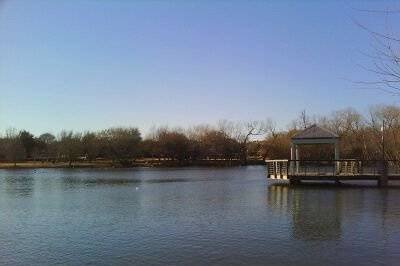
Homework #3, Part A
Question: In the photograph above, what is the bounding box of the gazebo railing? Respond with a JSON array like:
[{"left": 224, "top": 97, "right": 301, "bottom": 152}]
[
  {"left": 266, "top": 160, "right": 289, "bottom": 179},
  {"left": 266, "top": 159, "right": 398, "bottom": 179}
]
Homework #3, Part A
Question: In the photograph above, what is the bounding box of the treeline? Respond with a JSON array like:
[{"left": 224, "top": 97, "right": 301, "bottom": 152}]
[
  {"left": 0, "top": 128, "right": 143, "bottom": 167},
  {"left": 1, "top": 104, "right": 400, "bottom": 167},
  {"left": 262, "top": 105, "right": 400, "bottom": 161},
  {"left": 0, "top": 121, "right": 268, "bottom": 167}
]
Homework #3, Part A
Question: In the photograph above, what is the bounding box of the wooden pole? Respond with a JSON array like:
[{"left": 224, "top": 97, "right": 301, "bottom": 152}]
[
  {"left": 378, "top": 161, "right": 388, "bottom": 187},
  {"left": 295, "top": 145, "right": 300, "bottom": 174}
]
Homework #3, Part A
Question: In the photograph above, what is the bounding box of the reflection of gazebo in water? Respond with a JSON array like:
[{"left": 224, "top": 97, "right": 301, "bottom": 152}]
[{"left": 267, "top": 185, "right": 343, "bottom": 240}]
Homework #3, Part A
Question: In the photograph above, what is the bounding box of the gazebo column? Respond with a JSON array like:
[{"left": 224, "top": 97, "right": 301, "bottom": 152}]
[
  {"left": 334, "top": 141, "right": 340, "bottom": 174},
  {"left": 334, "top": 141, "right": 340, "bottom": 160},
  {"left": 290, "top": 143, "right": 295, "bottom": 174},
  {"left": 290, "top": 143, "right": 295, "bottom": 160}
]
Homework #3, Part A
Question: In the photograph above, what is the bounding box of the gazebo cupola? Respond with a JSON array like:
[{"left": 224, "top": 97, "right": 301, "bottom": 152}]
[{"left": 291, "top": 124, "right": 339, "bottom": 161}]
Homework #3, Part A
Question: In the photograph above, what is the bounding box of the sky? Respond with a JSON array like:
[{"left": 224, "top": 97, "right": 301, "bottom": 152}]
[{"left": 0, "top": 0, "right": 400, "bottom": 135}]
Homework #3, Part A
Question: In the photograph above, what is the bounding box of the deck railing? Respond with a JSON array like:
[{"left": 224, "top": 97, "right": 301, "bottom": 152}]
[
  {"left": 266, "top": 159, "right": 399, "bottom": 179},
  {"left": 266, "top": 160, "right": 289, "bottom": 179}
]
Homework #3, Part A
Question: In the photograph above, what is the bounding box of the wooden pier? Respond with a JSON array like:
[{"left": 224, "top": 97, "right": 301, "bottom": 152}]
[{"left": 266, "top": 159, "right": 397, "bottom": 186}]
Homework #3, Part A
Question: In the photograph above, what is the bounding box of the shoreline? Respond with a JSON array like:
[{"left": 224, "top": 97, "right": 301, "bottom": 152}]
[{"left": 0, "top": 159, "right": 266, "bottom": 169}]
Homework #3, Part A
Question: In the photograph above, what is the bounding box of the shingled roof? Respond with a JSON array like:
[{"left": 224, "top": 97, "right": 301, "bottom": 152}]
[{"left": 291, "top": 124, "right": 338, "bottom": 140}]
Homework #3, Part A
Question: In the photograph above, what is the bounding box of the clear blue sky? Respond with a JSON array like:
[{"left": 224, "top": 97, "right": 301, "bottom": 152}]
[{"left": 0, "top": 0, "right": 399, "bottom": 135}]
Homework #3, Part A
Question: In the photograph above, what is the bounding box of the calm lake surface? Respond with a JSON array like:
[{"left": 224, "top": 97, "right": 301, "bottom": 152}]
[{"left": 1, "top": 166, "right": 400, "bottom": 266}]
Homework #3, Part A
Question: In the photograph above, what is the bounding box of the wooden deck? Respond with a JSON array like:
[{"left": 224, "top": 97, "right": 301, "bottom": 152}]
[{"left": 266, "top": 159, "right": 399, "bottom": 186}]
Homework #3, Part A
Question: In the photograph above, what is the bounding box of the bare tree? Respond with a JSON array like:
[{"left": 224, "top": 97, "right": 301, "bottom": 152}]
[
  {"left": 58, "top": 131, "right": 82, "bottom": 167},
  {"left": 82, "top": 132, "right": 100, "bottom": 162},
  {"left": 4, "top": 128, "right": 25, "bottom": 166},
  {"left": 219, "top": 120, "right": 273, "bottom": 165},
  {"left": 322, "top": 108, "right": 363, "bottom": 135},
  {"left": 299, "top": 110, "right": 309, "bottom": 129},
  {"left": 290, "top": 110, "right": 316, "bottom": 130},
  {"left": 100, "top": 127, "right": 142, "bottom": 166},
  {"left": 19, "top": 130, "right": 35, "bottom": 159},
  {"left": 34, "top": 133, "right": 57, "bottom": 161},
  {"left": 355, "top": 10, "right": 400, "bottom": 95}
]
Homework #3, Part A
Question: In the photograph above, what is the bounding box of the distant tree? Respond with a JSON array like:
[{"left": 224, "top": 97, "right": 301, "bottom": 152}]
[
  {"left": 141, "top": 139, "right": 159, "bottom": 160},
  {"left": 19, "top": 130, "right": 36, "bottom": 159},
  {"left": 4, "top": 128, "right": 25, "bottom": 166},
  {"left": 157, "top": 128, "right": 190, "bottom": 162},
  {"left": 368, "top": 105, "right": 400, "bottom": 160},
  {"left": 81, "top": 131, "right": 99, "bottom": 162},
  {"left": 199, "top": 129, "right": 239, "bottom": 160},
  {"left": 260, "top": 130, "right": 292, "bottom": 160},
  {"left": 290, "top": 110, "right": 315, "bottom": 130},
  {"left": 247, "top": 141, "right": 262, "bottom": 159},
  {"left": 58, "top": 131, "right": 82, "bottom": 167},
  {"left": 39, "top": 133, "right": 56, "bottom": 144},
  {"left": 219, "top": 120, "right": 273, "bottom": 165},
  {"left": 36, "top": 133, "right": 57, "bottom": 161},
  {"left": 322, "top": 108, "right": 363, "bottom": 135},
  {"left": 185, "top": 124, "right": 213, "bottom": 160},
  {"left": 299, "top": 110, "right": 310, "bottom": 129},
  {"left": 100, "top": 127, "right": 142, "bottom": 166}
]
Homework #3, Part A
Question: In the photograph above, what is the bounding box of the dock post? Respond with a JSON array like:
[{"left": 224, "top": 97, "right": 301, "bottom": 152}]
[
  {"left": 378, "top": 175, "right": 388, "bottom": 187},
  {"left": 289, "top": 178, "right": 301, "bottom": 185},
  {"left": 378, "top": 161, "right": 388, "bottom": 187}
]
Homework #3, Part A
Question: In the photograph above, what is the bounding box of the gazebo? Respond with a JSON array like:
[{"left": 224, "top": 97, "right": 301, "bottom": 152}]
[
  {"left": 266, "top": 124, "right": 390, "bottom": 187},
  {"left": 291, "top": 125, "right": 339, "bottom": 172}
]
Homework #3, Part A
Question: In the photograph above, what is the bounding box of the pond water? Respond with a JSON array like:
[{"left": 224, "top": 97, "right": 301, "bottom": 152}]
[{"left": 0, "top": 166, "right": 399, "bottom": 265}]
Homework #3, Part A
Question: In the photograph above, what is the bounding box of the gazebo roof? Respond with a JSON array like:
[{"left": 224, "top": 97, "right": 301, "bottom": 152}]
[{"left": 291, "top": 124, "right": 338, "bottom": 140}]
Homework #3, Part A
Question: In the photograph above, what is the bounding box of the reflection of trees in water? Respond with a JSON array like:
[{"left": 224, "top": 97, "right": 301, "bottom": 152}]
[
  {"left": 268, "top": 184, "right": 343, "bottom": 241},
  {"left": 376, "top": 189, "right": 400, "bottom": 237},
  {"left": 2, "top": 175, "right": 34, "bottom": 197}
]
